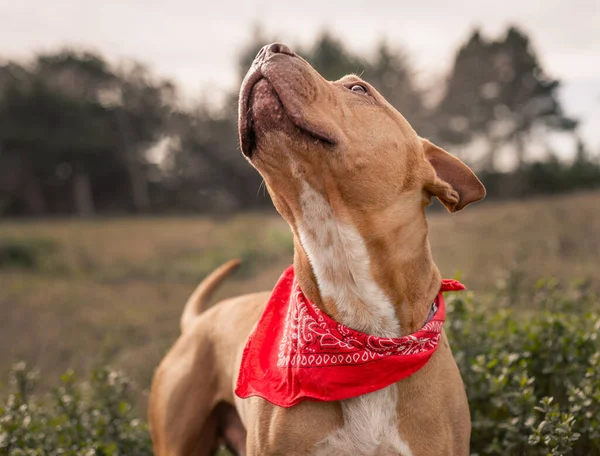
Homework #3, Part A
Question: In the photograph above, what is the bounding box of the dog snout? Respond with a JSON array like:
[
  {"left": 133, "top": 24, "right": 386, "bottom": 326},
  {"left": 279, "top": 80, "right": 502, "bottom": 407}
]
[{"left": 254, "top": 43, "right": 295, "bottom": 65}]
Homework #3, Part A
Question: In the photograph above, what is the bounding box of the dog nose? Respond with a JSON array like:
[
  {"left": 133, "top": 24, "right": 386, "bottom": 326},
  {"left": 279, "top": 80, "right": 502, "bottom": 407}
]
[
  {"left": 266, "top": 43, "right": 294, "bottom": 56},
  {"left": 255, "top": 43, "right": 295, "bottom": 63}
]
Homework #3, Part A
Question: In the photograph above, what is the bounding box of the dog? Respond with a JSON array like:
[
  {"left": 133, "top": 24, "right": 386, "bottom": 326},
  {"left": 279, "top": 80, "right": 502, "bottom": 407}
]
[{"left": 149, "top": 42, "right": 485, "bottom": 456}]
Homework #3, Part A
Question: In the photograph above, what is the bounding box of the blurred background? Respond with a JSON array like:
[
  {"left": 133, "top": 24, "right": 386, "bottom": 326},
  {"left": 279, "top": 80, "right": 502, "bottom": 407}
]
[{"left": 1, "top": 1, "right": 600, "bottom": 454}]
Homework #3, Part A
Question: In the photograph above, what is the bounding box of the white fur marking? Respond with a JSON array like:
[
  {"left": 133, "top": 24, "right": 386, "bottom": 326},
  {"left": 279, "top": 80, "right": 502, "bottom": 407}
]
[
  {"left": 318, "top": 388, "right": 414, "bottom": 456},
  {"left": 297, "top": 182, "right": 400, "bottom": 338},
  {"left": 298, "top": 182, "right": 412, "bottom": 456}
]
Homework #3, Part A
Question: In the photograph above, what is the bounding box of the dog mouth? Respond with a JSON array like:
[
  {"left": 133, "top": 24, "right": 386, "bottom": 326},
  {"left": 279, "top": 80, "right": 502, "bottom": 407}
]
[{"left": 238, "top": 66, "right": 336, "bottom": 158}]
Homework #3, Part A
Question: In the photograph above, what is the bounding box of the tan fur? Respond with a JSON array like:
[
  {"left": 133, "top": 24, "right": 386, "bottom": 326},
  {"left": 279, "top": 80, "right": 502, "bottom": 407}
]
[{"left": 149, "top": 43, "right": 484, "bottom": 456}]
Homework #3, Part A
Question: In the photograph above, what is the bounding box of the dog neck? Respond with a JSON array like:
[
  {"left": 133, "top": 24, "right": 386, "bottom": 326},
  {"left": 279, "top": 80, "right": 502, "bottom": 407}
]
[{"left": 292, "top": 182, "right": 441, "bottom": 338}]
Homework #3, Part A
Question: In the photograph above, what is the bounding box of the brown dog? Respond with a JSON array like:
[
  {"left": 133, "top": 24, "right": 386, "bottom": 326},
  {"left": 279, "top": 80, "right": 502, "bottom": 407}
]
[{"left": 149, "top": 43, "right": 485, "bottom": 456}]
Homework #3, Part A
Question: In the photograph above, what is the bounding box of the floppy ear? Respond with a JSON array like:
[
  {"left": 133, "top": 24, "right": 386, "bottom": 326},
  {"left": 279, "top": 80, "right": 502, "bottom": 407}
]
[{"left": 422, "top": 138, "right": 486, "bottom": 212}]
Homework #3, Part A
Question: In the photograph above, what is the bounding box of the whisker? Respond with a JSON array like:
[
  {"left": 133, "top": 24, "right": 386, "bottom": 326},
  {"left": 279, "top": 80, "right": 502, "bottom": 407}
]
[{"left": 257, "top": 179, "right": 266, "bottom": 198}]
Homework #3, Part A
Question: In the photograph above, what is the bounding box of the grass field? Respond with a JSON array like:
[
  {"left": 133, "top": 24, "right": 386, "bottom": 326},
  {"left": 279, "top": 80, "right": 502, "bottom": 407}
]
[{"left": 1, "top": 191, "right": 599, "bottom": 394}]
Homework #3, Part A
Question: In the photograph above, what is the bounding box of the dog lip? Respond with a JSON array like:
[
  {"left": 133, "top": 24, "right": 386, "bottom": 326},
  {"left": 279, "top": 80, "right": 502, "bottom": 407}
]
[
  {"left": 239, "top": 60, "right": 338, "bottom": 158},
  {"left": 239, "top": 65, "right": 264, "bottom": 158},
  {"left": 285, "top": 109, "right": 337, "bottom": 146}
]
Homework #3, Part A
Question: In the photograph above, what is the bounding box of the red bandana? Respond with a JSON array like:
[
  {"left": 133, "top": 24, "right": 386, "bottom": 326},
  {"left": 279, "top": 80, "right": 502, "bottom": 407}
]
[{"left": 235, "top": 266, "right": 465, "bottom": 407}]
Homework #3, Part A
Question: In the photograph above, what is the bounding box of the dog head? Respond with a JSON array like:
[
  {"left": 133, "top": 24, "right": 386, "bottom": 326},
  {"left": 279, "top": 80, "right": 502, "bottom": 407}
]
[{"left": 239, "top": 43, "right": 485, "bottom": 228}]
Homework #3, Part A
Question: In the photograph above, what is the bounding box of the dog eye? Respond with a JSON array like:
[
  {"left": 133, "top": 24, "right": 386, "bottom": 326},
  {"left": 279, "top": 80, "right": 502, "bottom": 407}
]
[{"left": 350, "top": 84, "right": 367, "bottom": 94}]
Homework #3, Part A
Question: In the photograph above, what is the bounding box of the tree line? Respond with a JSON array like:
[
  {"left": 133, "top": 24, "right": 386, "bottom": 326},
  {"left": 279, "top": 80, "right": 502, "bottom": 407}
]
[{"left": 1, "top": 26, "right": 598, "bottom": 216}]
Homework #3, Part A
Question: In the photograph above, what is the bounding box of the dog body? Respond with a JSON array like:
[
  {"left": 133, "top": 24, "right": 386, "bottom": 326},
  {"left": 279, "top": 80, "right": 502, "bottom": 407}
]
[{"left": 149, "top": 43, "right": 485, "bottom": 456}]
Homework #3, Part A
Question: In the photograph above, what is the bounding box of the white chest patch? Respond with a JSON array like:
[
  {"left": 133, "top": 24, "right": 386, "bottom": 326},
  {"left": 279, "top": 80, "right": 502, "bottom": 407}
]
[
  {"left": 297, "top": 182, "right": 412, "bottom": 456},
  {"left": 316, "top": 387, "right": 414, "bottom": 456},
  {"left": 297, "top": 181, "right": 400, "bottom": 338}
]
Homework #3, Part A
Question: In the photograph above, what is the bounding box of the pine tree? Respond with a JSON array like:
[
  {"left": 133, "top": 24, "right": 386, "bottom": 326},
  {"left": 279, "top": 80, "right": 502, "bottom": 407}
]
[{"left": 435, "top": 27, "right": 577, "bottom": 170}]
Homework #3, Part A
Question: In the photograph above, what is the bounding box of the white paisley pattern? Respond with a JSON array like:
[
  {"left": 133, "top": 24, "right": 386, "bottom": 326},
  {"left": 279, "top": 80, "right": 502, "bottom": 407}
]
[{"left": 276, "top": 280, "right": 443, "bottom": 369}]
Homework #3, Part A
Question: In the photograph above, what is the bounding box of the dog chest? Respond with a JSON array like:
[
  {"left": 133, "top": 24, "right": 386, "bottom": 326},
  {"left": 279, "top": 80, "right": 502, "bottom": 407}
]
[{"left": 313, "top": 387, "right": 413, "bottom": 456}]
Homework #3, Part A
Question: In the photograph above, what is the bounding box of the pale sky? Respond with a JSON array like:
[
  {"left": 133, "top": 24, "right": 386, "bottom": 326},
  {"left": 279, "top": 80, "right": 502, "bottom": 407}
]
[{"left": 1, "top": 0, "right": 599, "bottom": 150}]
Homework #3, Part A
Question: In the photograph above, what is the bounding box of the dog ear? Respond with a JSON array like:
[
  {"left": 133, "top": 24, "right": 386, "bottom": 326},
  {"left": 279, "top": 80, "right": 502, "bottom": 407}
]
[{"left": 422, "top": 139, "right": 486, "bottom": 212}]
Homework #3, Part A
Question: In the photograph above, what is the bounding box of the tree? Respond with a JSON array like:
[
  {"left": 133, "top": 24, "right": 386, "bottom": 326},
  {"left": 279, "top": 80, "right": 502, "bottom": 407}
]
[
  {"left": 303, "top": 32, "right": 368, "bottom": 81},
  {"left": 435, "top": 27, "right": 577, "bottom": 170},
  {"left": 167, "top": 106, "right": 265, "bottom": 212},
  {"left": 33, "top": 51, "right": 118, "bottom": 215},
  {"left": 0, "top": 63, "right": 49, "bottom": 215},
  {"left": 499, "top": 28, "right": 577, "bottom": 166},
  {"left": 35, "top": 51, "right": 177, "bottom": 214},
  {"left": 0, "top": 72, "right": 114, "bottom": 215},
  {"left": 368, "top": 41, "right": 427, "bottom": 133},
  {"left": 0, "top": 50, "right": 177, "bottom": 216},
  {"left": 111, "top": 63, "right": 176, "bottom": 212}
]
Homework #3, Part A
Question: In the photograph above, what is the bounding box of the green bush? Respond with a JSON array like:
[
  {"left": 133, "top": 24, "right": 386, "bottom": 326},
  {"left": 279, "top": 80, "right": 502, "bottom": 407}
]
[
  {"left": 446, "top": 282, "right": 600, "bottom": 455},
  {"left": 0, "top": 364, "right": 151, "bottom": 455},
  {"left": 1, "top": 282, "right": 598, "bottom": 455}
]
